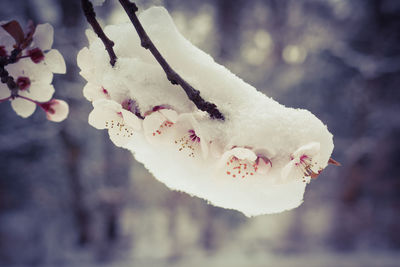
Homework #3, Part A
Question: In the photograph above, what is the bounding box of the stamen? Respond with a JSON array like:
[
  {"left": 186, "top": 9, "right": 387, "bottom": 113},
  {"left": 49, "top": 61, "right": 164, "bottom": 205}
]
[{"left": 175, "top": 129, "right": 200, "bottom": 158}]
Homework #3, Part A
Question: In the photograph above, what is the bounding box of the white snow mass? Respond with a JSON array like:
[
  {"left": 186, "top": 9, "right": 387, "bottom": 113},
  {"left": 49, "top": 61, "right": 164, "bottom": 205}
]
[{"left": 77, "top": 6, "right": 334, "bottom": 216}]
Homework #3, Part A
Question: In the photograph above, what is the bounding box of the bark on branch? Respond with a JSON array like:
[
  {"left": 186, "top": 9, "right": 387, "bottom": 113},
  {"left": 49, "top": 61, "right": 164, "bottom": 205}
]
[
  {"left": 118, "top": 0, "right": 225, "bottom": 120},
  {"left": 81, "top": 0, "right": 117, "bottom": 66}
]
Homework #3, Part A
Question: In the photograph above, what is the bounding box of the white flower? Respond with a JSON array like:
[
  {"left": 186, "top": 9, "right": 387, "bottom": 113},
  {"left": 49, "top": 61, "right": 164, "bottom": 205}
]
[
  {"left": 143, "top": 108, "right": 210, "bottom": 159},
  {"left": 24, "top": 23, "right": 66, "bottom": 74},
  {"left": 281, "top": 142, "right": 321, "bottom": 182},
  {"left": 143, "top": 106, "right": 178, "bottom": 143},
  {"left": 220, "top": 147, "right": 272, "bottom": 178},
  {"left": 0, "top": 22, "right": 66, "bottom": 119},
  {"left": 39, "top": 99, "right": 69, "bottom": 122},
  {"left": 89, "top": 99, "right": 142, "bottom": 147},
  {"left": 0, "top": 63, "right": 55, "bottom": 118}
]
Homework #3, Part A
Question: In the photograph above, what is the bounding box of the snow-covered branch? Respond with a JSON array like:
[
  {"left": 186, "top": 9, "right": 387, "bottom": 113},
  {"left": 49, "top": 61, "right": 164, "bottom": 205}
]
[
  {"left": 81, "top": 0, "right": 117, "bottom": 67},
  {"left": 118, "top": 0, "right": 225, "bottom": 120}
]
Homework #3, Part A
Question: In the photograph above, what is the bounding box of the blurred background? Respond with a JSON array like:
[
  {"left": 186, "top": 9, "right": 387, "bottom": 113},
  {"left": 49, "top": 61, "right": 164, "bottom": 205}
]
[{"left": 1, "top": 0, "right": 400, "bottom": 266}]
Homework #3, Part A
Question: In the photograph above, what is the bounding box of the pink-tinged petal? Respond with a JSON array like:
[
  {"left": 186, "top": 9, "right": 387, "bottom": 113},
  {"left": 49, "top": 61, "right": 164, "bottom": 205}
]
[
  {"left": 42, "top": 99, "right": 69, "bottom": 122},
  {"left": 159, "top": 108, "right": 178, "bottom": 123},
  {"left": 19, "top": 82, "right": 54, "bottom": 102},
  {"left": 11, "top": 97, "right": 36, "bottom": 118},
  {"left": 0, "top": 84, "right": 11, "bottom": 99},
  {"left": 32, "top": 23, "right": 53, "bottom": 50},
  {"left": 83, "top": 83, "right": 108, "bottom": 101},
  {"left": 44, "top": 49, "right": 66, "bottom": 74},
  {"left": 121, "top": 109, "right": 142, "bottom": 130}
]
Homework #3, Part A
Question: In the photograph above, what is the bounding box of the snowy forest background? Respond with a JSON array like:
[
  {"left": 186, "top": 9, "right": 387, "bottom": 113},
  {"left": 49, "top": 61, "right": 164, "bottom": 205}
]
[{"left": 1, "top": 0, "right": 400, "bottom": 266}]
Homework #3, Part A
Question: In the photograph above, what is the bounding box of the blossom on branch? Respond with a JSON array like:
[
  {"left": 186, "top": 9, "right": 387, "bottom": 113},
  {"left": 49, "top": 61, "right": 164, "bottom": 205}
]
[
  {"left": 78, "top": 6, "right": 336, "bottom": 216},
  {"left": 89, "top": 99, "right": 142, "bottom": 147},
  {"left": 0, "top": 21, "right": 68, "bottom": 122}
]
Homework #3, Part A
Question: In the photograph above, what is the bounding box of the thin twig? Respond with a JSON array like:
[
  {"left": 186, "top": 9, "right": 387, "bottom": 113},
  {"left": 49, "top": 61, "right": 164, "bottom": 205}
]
[
  {"left": 81, "top": 0, "right": 117, "bottom": 67},
  {"left": 118, "top": 0, "right": 225, "bottom": 120}
]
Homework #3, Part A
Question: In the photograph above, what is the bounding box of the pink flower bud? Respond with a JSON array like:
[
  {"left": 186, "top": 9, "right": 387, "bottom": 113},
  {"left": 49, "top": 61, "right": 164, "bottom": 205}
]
[
  {"left": 39, "top": 99, "right": 69, "bottom": 122},
  {"left": 27, "top": 48, "right": 45, "bottom": 63}
]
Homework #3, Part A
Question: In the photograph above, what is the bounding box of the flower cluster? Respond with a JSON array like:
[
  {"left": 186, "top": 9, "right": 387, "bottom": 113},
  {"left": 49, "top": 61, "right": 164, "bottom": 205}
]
[
  {"left": 78, "top": 7, "right": 335, "bottom": 216},
  {"left": 0, "top": 21, "right": 68, "bottom": 122}
]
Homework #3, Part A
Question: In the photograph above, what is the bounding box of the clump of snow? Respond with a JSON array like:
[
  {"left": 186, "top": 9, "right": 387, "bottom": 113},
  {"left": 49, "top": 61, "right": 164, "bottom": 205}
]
[{"left": 78, "top": 7, "right": 334, "bottom": 216}]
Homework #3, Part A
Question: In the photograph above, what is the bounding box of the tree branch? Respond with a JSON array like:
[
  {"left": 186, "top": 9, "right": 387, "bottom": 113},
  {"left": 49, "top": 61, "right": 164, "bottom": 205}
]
[
  {"left": 0, "top": 48, "right": 22, "bottom": 98},
  {"left": 118, "top": 0, "right": 225, "bottom": 120},
  {"left": 81, "top": 0, "right": 117, "bottom": 67}
]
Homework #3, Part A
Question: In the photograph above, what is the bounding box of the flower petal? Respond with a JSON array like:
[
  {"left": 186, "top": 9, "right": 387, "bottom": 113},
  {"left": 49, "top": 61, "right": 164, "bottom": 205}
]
[
  {"left": 45, "top": 99, "right": 69, "bottom": 122},
  {"left": 121, "top": 109, "right": 142, "bottom": 130},
  {"left": 89, "top": 100, "right": 122, "bottom": 129},
  {"left": 33, "top": 23, "right": 53, "bottom": 51},
  {"left": 11, "top": 97, "right": 36, "bottom": 118},
  {"left": 83, "top": 83, "right": 107, "bottom": 101},
  {"left": 20, "top": 82, "right": 54, "bottom": 102},
  {"left": 108, "top": 127, "right": 130, "bottom": 147},
  {"left": 159, "top": 108, "right": 178, "bottom": 123},
  {"left": 230, "top": 147, "right": 257, "bottom": 161},
  {"left": 44, "top": 49, "right": 66, "bottom": 74},
  {"left": 143, "top": 111, "right": 168, "bottom": 137}
]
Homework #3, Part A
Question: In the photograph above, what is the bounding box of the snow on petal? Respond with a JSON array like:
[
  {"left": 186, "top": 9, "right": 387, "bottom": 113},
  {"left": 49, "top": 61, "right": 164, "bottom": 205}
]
[
  {"left": 11, "top": 97, "right": 36, "bottom": 118},
  {"left": 32, "top": 23, "right": 54, "bottom": 51}
]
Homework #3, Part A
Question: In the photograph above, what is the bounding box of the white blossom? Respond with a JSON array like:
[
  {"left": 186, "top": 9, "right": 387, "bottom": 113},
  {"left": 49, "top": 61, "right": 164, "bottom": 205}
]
[
  {"left": 89, "top": 99, "right": 142, "bottom": 147},
  {"left": 281, "top": 142, "right": 322, "bottom": 183},
  {"left": 0, "top": 22, "right": 67, "bottom": 121}
]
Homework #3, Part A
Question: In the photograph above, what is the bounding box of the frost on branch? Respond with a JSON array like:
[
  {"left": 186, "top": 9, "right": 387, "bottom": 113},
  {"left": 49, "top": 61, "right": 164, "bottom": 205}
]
[
  {"left": 0, "top": 21, "right": 68, "bottom": 122},
  {"left": 78, "top": 7, "right": 335, "bottom": 216}
]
